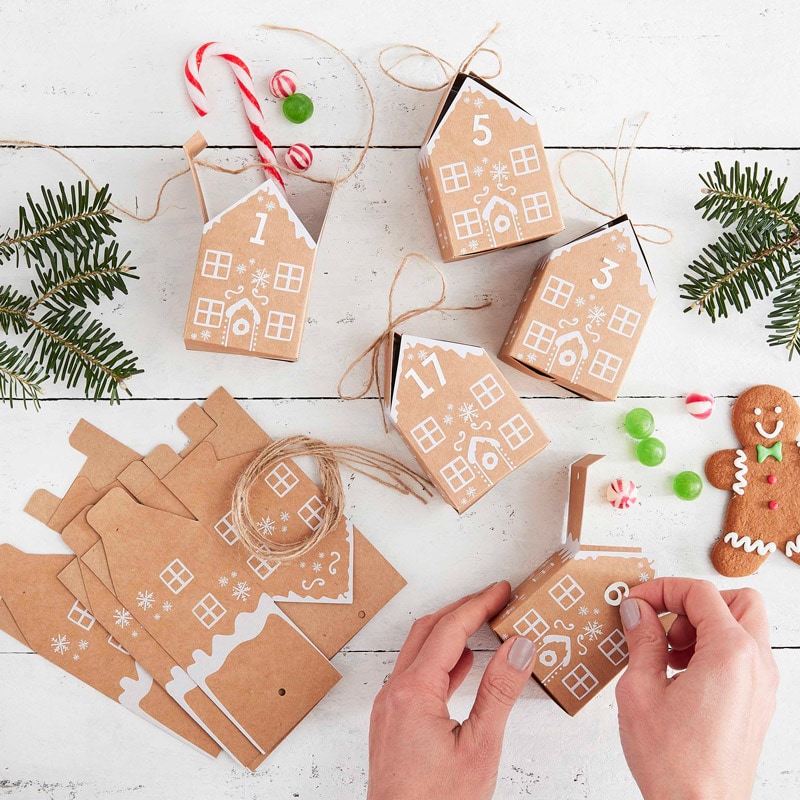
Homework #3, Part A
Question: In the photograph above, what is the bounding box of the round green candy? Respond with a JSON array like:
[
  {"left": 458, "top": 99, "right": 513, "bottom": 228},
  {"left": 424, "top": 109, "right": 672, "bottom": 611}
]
[
  {"left": 673, "top": 470, "right": 703, "bottom": 501},
  {"left": 282, "top": 93, "right": 314, "bottom": 124},
  {"left": 624, "top": 407, "right": 655, "bottom": 439},
  {"left": 636, "top": 437, "right": 666, "bottom": 467}
]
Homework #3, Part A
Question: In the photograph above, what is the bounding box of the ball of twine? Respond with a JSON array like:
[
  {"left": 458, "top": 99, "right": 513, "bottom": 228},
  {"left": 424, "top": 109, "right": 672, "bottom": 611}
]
[{"left": 230, "top": 435, "right": 431, "bottom": 563}]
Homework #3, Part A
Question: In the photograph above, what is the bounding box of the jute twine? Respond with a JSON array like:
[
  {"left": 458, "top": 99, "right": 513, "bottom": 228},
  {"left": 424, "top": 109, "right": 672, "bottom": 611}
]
[
  {"left": 0, "top": 24, "right": 375, "bottom": 223},
  {"left": 557, "top": 114, "right": 673, "bottom": 245},
  {"left": 337, "top": 252, "right": 491, "bottom": 429},
  {"left": 379, "top": 22, "right": 502, "bottom": 90},
  {"left": 230, "top": 435, "right": 431, "bottom": 562}
]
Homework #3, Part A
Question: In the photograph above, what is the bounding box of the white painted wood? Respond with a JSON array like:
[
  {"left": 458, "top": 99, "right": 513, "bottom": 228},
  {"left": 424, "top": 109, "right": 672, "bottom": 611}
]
[{"left": 2, "top": 1, "right": 799, "bottom": 796}]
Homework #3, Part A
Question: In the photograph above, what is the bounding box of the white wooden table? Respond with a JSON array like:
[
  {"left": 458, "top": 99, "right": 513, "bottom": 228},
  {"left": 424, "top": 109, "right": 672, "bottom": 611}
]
[{"left": 2, "top": 2, "right": 799, "bottom": 797}]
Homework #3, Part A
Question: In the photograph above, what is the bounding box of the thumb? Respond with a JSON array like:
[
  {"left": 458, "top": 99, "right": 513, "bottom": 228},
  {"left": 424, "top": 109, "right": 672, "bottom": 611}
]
[
  {"left": 620, "top": 597, "right": 669, "bottom": 687},
  {"left": 463, "top": 636, "right": 534, "bottom": 748}
]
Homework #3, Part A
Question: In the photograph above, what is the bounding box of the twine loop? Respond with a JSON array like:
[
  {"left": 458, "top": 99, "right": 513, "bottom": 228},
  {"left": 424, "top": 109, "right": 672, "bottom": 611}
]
[{"left": 230, "top": 435, "right": 431, "bottom": 562}]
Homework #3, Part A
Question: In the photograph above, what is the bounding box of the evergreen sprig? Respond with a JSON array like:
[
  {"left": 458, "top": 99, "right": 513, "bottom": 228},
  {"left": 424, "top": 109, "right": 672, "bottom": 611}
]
[
  {"left": 680, "top": 162, "right": 800, "bottom": 360},
  {"left": 0, "top": 180, "right": 142, "bottom": 407}
]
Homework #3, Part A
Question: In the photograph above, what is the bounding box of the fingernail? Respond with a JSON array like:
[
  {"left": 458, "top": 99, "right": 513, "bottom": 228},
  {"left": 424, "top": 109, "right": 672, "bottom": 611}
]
[
  {"left": 482, "top": 581, "right": 498, "bottom": 592},
  {"left": 620, "top": 598, "right": 641, "bottom": 631},
  {"left": 508, "top": 637, "right": 536, "bottom": 671}
]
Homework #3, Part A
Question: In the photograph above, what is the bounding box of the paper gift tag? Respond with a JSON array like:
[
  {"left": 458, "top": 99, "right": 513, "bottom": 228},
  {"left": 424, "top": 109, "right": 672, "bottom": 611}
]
[
  {"left": 0, "top": 545, "right": 220, "bottom": 757},
  {"left": 500, "top": 216, "right": 656, "bottom": 401},
  {"left": 386, "top": 334, "right": 549, "bottom": 511},
  {"left": 419, "top": 72, "right": 563, "bottom": 262}
]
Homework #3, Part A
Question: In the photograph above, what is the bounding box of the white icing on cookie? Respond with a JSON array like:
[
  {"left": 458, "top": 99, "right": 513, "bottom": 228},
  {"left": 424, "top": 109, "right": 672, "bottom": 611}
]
[
  {"left": 786, "top": 535, "right": 800, "bottom": 558},
  {"left": 732, "top": 449, "right": 748, "bottom": 496},
  {"left": 723, "top": 532, "right": 776, "bottom": 556},
  {"left": 755, "top": 419, "right": 783, "bottom": 439}
]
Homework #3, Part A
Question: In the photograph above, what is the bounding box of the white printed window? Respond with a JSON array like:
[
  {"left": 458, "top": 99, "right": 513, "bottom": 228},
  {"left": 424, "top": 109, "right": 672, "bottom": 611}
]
[
  {"left": 192, "top": 593, "right": 226, "bottom": 630},
  {"left": 548, "top": 574, "right": 585, "bottom": 610},
  {"left": 540, "top": 275, "right": 574, "bottom": 309},
  {"left": 265, "top": 311, "right": 296, "bottom": 342},
  {"left": 201, "top": 249, "right": 233, "bottom": 281},
  {"left": 160, "top": 559, "right": 194, "bottom": 595},
  {"left": 607, "top": 304, "right": 642, "bottom": 339},
  {"left": 598, "top": 628, "right": 628, "bottom": 666},
  {"left": 470, "top": 373, "right": 505, "bottom": 410},
  {"left": 107, "top": 635, "right": 129, "bottom": 655},
  {"left": 440, "top": 456, "right": 475, "bottom": 493},
  {"left": 274, "top": 262, "right": 305, "bottom": 293},
  {"left": 452, "top": 208, "right": 482, "bottom": 240},
  {"left": 298, "top": 495, "right": 326, "bottom": 531},
  {"left": 499, "top": 414, "right": 535, "bottom": 450},
  {"left": 562, "top": 663, "right": 599, "bottom": 700},
  {"left": 194, "top": 298, "right": 225, "bottom": 328},
  {"left": 524, "top": 320, "right": 557, "bottom": 354},
  {"left": 264, "top": 462, "right": 300, "bottom": 497},
  {"left": 247, "top": 554, "right": 279, "bottom": 581},
  {"left": 588, "top": 349, "right": 623, "bottom": 383},
  {"left": 513, "top": 608, "right": 550, "bottom": 641},
  {"left": 410, "top": 416, "right": 446, "bottom": 454},
  {"left": 439, "top": 161, "right": 470, "bottom": 193},
  {"left": 67, "top": 600, "right": 95, "bottom": 632},
  {"left": 509, "top": 145, "right": 541, "bottom": 175},
  {"left": 214, "top": 512, "right": 239, "bottom": 545},
  {"left": 522, "top": 192, "right": 553, "bottom": 223}
]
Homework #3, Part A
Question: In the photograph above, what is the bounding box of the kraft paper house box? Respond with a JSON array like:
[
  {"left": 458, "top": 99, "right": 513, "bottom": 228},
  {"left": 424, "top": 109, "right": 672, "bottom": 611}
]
[
  {"left": 490, "top": 455, "right": 656, "bottom": 715},
  {"left": 419, "top": 72, "right": 563, "bottom": 262},
  {"left": 500, "top": 215, "right": 656, "bottom": 401},
  {"left": 183, "top": 132, "right": 319, "bottom": 361},
  {"left": 385, "top": 333, "right": 549, "bottom": 512}
]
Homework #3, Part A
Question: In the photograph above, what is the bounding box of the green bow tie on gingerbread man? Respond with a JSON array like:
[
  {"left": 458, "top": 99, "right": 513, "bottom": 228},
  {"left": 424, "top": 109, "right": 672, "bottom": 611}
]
[{"left": 757, "top": 442, "right": 782, "bottom": 463}]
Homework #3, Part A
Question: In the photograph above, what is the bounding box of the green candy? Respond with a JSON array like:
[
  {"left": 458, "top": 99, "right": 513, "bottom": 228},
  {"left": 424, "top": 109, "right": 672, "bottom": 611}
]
[
  {"left": 673, "top": 470, "right": 703, "bottom": 501},
  {"left": 282, "top": 93, "right": 314, "bottom": 124},
  {"left": 624, "top": 407, "right": 655, "bottom": 439},
  {"left": 636, "top": 437, "right": 666, "bottom": 467}
]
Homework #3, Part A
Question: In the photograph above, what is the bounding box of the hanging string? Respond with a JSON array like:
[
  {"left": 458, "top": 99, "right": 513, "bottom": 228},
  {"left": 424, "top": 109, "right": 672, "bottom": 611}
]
[
  {"left": 337, "top": 252, "right": 491, "bottom": 429},
  {"left": 557, "top": 114, "right": 673, "bottom": 245},
  {"left": 230, "top": 435, "right": 432, "bottom": 562},
  {"left": 379, "top": 22, "right": 502, "bottom": 91}
]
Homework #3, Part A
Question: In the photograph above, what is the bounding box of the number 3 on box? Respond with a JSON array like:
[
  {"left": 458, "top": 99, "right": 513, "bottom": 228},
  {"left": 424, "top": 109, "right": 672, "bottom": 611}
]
[
  {"left": 404, "top": 352, "right": 447, "bottom": 399},
  {"left": 591, "top": 258, "right": 619, "bottom": 290},
  {"left": 472, "top": 114, "right": 492, "bottom": 146}
]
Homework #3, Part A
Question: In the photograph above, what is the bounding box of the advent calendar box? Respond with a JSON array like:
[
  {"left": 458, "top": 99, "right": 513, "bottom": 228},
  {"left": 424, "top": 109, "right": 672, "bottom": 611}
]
[
  {"left": 384, "top": 333, "right": 549, "bottom": 512},
  {"left": 500, "top": 216, "right": 656, "bottom": 401},
  {"left": 419, "top": 73, "right": 563, "bottom": 262},
  {"left": 490, "top": 455, "right": 656, "bottom": 715},
  {"left": 183, "top": 133, "right": 318, "bottom": 361}
]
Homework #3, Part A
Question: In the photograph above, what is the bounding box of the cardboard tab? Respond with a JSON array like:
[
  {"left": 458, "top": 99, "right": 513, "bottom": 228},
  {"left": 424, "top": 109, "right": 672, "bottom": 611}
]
[{"left": 566, "top": 454, "right": 604, "bottom": 542}]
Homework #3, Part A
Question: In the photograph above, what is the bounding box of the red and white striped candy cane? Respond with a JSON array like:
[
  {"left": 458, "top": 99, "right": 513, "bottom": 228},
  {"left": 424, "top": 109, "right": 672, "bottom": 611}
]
[{"left": 184, "top": 41, "right": 284, "bottom": 188}]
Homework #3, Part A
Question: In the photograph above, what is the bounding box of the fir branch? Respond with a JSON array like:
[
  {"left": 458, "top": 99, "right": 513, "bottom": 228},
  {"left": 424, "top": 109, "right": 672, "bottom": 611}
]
[
  {"left": 767, "top": 272, "right": 800, "bottom": 360},
  {"left": 0, "top": 342, "right": 44, "bottom": 408},
  {"left": 25, "top": 306, "right": 142, "bottom": 403},
  {"left": 0, "top": 284, "right": 32, "bottom": 335}
]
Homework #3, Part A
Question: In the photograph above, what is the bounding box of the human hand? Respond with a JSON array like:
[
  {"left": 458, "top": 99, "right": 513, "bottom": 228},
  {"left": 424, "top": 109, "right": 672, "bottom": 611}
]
[
  {"left": 367, "top": 581, "right": 536, "bottom": 800},
  {"left": 616, "top": 578, "right": 779, "bottom": 800}
]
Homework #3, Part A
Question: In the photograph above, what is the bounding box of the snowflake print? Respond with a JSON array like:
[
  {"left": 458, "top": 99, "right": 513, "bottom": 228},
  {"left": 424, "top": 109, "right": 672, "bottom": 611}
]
[
  {"left": 281, "top": 526, "right": 287, "bottom": 533},
  {"left": 583, "top": 620, "right": 604, "bottom": 641},
  {"left": 447, "top": 403, "right": 454, "bottom": 411},
  {"left": 299, "top": 561, "right": 306, "bottom": 569},
  {"left": 231, "top": 571, "right": 237, "bottom": 578},
  {"left": 406, "top": 352, "right": 415, "bottom": 361},
  {"left": 257, "top": 194, "right": 265, "bottom": 204},
  {"left": 525, "top": 353, "right": 537, "bottom": 364},
  {"left": 461, "top": 498, "right": 468, "bottom": 505},
  {"left": 236, "top": 263, "right": 247, "bottom": 274},
  {"left": 154, "top": 614, "right": 161, "bottom": 621},
  {"left": 473, "top": 96, "right": 484, "bottom": 109},
  {"left": 458, "top": 402, "right": 479, "bottom": 423},
  {"left": 637, "top": 561, "right": 644, "bottom": 569},
  {"left": 197, "top": 329, "right": 211, "bottom": 342},
  {"left": 78, "top": 639, "right": 89, "bottom": 650},
  {"left": 131, "top": 630, "right": 139, "bottom": 638},
  {"left": 280, "top": 511, "right": 290, "bottom": 522},
  {"left": 136, "top": 591, "right": 154, "bottom": 611},
  {"left": 232, "top": 581, "right": 251, "bottom": 602},
  {"left": 593, "top": 608, "right": 601, "bottom": 615},
  {"left": 473, "top": 165, "right": 484, "bottom": 177},
  {"left": 482, "top": 157, "right": 489, "bottom": 165},
  {"left": 190, "top": 333, "right": 197, "bottom": 340},
  {"left": 639, "top": 573, "right": 651, "bottom": 583},
  {"left": 587, "top": 305, "right": 607, "bottom": 326},
  {"left": 161, "top": 601, "right": 173, "bottom": 613},
  {"left": 589, "top": 294, "right": 596, "bottom": 301},
  {"left": 251, "top": 268, "right": 271, "bottom": 290},
  {"left": 578, "top": 606, "right": 589, "bottom": 616},
  {"left": 318, "top": 552, "right": 326, "bottom": 559},
  {"left": 463, "top": 94, "right": 471, "bottom": 104},
  {"left": 265, "top": 201, "right": 276, "bottom": 212},
  {"left": 460, "top": 247, "right": 467, "bottom": 255},
  {"left": 575, "top": 296, "right": 585, "bottom": 307},
  {"left": 218, "top": 576, "right": 229, "bottom": 587},
  {"left": 73, "top": 653, "right": 80, "bottom": 661},
  {"left": 248, "top": 258, "right": 255, "bottom": 265},
  {"left": 490, "top": 162, "right": 509, "bottom": 183},
  {"left": 256, "top": 516, "right": 276, "bottom": 537},
  {"left": 468, "top": 239, "right": 479, "bottom": 251},
  {"left": 50, "top": 635, "right": 70, "bottom": 655},
  {"left": 312, "top": 562, "right": 322, "bottom": 573},
  {"left": 113, "top": 609, "right": 132, "bottom": 629},
  {"left": 417, "top": 349, "right": 429, "bottom": 360},
  {"left": 466, "top": 486, "right": 477, "bottom": 498},
  {"left": 443, "top": 414, "right": 454, "bottom": 425},
  {"left": 617, "top": 242, "right": 628, "bottom": 253}
]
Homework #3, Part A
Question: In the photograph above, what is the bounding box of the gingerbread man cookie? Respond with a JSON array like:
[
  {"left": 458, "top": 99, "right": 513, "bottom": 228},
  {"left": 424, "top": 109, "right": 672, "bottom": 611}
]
[{"left": 706, "top": 384, "right": 800, "bottom": 576}]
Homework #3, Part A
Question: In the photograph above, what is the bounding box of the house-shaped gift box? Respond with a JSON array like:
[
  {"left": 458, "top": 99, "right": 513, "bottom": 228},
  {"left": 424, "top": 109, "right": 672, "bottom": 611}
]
[
  {"left": 419, "top": 73, "right": 563, "bottom": 262},
  {"left": 499, "top": 216, "right": 655, "bottom": 401},
  {"left": 182, "top": 133, "right": 319, "bottom": 361},
  {"left": 384, "top": 333, "right": 549, "bottom": 512},
  {"left": 490, "top": 455, "right": 655, "bottom": 715}
]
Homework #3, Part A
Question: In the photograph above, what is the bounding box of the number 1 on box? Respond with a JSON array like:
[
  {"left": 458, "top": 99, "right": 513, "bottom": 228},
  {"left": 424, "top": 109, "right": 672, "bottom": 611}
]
[{"left": 404, "top": 352, "right": 447, "bottom": 399}]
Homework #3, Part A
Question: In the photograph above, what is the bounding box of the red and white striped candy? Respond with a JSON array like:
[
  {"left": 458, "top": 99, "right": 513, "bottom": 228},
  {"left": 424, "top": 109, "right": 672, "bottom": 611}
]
[
  {"left": 685, "top": 392, "right": 715, "bottom": 419},
  {"left": 269, "top": 69, "right": 298, "bottom": 99},
  {"left": 184, "top": 41, "right": 284, "bottom": 188},
  {"left": 285, "top": 143, "right": 313, "bottom": 172},
  {"left": 606, "top": 479, "right": 638, "bottom": 509}
]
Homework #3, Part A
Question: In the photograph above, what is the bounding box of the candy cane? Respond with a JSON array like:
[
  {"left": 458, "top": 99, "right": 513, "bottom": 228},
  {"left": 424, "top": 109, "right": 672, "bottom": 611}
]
[{"left": 184, "top": 41, "right": 284, "bottom": 188}]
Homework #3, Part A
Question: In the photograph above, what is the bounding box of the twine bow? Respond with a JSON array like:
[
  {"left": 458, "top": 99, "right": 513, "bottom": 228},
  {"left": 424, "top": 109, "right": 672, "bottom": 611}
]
[
  {"left": 337, "top": 252, "right": 491, "bottom": 429},
  {"left": 379, "top": 22, "right": 502, "bottom": 91},
  {"left": 557, "top": 114, "right": 673, "bottom": 245}
]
